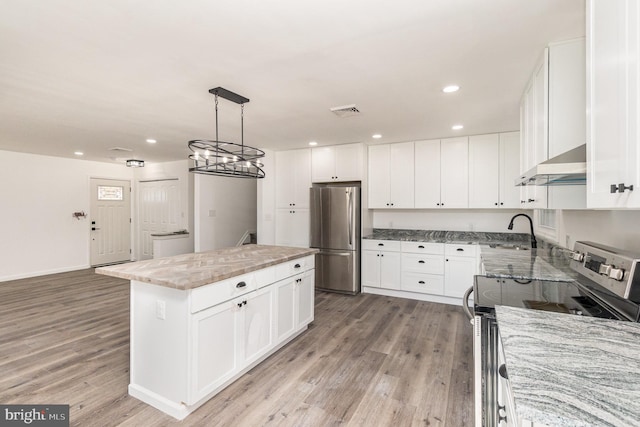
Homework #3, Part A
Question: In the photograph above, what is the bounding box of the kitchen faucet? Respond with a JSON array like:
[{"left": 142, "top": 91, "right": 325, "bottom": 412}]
[{"left": 507, "top": 213, "right": 537, "bottom": 249}]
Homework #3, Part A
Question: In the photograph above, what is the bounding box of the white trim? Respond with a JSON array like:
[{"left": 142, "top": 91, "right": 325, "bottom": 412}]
[
  {"left": 0, "top": 264, "right": 90, "bottom": 283},
  {"left": 362, "top": 286, "right": 470, "bottom": 306}
]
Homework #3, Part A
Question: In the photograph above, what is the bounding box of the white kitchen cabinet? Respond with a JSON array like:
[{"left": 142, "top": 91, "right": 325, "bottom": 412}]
[
  {"left": 415, "top": 138, "right": 468, "bottom": 208},
  {"left": 400, "top": 242, "right": 445, "bottom": 295},
  {"left": 275, "top": 208, "right": 309, "bottom": 248},
  {"left": 469, "top": 133, "right": 520, "bottom": 209},
  {"left": 275, "top": 149, "right": 311, "bottom": 209},
  {"left": 362, "top": 240, "right": 401, "bottom": 289},
  {"left": 587, "top": 0, "right": 640, "bottom": 208},
  {"left": 311, "top": 143, "right": 363, "bottom": 182},
  {"left": 414, "top": 139, "right": 441, "bottom": 208},
  {"left": 296, "top": 270, "right": 314, "bottom": 328},
  {"left": 275, "top": 269, "right": 314, "bottom": 342},
  {"left": 241, "top": 286, "right": 274, "bottom": 366},
  {"left": 443, "top": 244, "right": 478, "bottom": 299},
  {"left": 367, "top": 142, "right": 414, "bottom": 208}
]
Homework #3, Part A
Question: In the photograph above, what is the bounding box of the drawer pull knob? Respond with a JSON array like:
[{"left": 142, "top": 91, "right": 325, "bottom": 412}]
[
  {"left": 418, "top": 260, "right": 425, "bottom": 264},
  {"left": 294, "top": 263, "right": 301, "bottom": 268},
  {"left": 418, "top": 281, "right": 425, "bottom": 284},
  {"left": 456, "top": 248, "right": 464, "bottom": 252},
  {"left": 236, "top": 281, "right": 247, "bottom": 288}
]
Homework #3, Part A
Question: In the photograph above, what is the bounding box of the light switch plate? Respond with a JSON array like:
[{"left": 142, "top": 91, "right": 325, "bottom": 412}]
[{"left": 156, "top": 300, "right": 166, "bottom": 320}]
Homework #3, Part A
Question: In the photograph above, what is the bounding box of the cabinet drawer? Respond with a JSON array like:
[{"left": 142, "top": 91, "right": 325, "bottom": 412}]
[
  {"left": 401, "top": 272, "right": 444, "bottom": 295},
  {"left": 274, "top": 255, "right": 315, "bottom": 282},
  {"left": 191, "top": 273, "right": 257, "bottom": 313},
  {"left": 401, "top": 241, "right": 444, "bottom": 254},
  {"left": 445, "top": 244, "right": 478, "bottom": 257},
  {"left": 362, "top": 239, "right": 401, "bottom": 251},
  {"left": 401, "top": 253, "right": 444, "bottom": 275}
]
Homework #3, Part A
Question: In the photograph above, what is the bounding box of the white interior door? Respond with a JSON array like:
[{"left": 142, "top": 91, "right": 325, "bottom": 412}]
[
  {"left": 90, "top": 178, "right": 131, "bottom": 266},
  {"left": 139, "top": 179, "right": 181, "bottom": 260}
]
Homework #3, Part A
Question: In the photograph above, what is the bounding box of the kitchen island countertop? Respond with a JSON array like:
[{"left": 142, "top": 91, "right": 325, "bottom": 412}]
[
  {"left": 96, "top": 244, "right": 318, "bottom": 290},
  {"left": 496, "top": 305, "right": 640, "bottom": 427}
]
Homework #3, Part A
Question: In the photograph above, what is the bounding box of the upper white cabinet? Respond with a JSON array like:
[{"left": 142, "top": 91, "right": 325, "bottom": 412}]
[
  {"left": 469, "top": 133, "right": 520, "bottom": 209},
  {"left": 275, "top": 149, "right": 311, "bottom": 209},
  {"left": 587, "top": 0, "right": 640, "bottom": 208},
  {"left": 415, "top": 137, "right": 469, "bottom": 208},
  {"left": 311, "top": 143, "right": 363, "bottom": 183},
  {"left": 368, "top": 142, "right": 415, "bottom": 208}
]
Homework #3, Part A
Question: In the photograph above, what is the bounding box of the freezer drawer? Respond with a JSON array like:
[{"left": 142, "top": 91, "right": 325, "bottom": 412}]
[{"left": 315, "top": 250, "right": 360, "bottom": 295}]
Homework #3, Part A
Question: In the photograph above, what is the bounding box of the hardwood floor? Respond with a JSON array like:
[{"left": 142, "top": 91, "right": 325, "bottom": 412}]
[{"left": 0, "top": 269, "right": 473, "bottom": 426}]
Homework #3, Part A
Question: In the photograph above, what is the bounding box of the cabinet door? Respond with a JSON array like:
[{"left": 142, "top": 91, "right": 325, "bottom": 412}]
[
  {"left": 499, "top": 132, "right": 521, "bottom": 209},
  {"left": 275, "top": 150, "right": 296, "bottom": 208},
  {"left": 587, "top": 0, "right": 640, "bottom": 208},
  {"left": 191, "top": 301, "right": 239, "bottom": 403},
  {"left": 311, "top": 147, "right": 335, "bottom": 183},
  {"left": 334, "top": 144, "right": 363, "bottom": 181},
  {"left": 414, "top": 139, "right": 441, "bottom": 208},
  {"left": 362, "top": 250, "right": 381, "bottom": 287},
  {"left": 275, "top": 209, "right": 309, "bottom": 248},
  {"left": 441, "top": 137, "right": 469, "bottom": 208},
  {"left": 389, "top": 142, "right": 415, "bottom": 208},
  {"left": 469, "top": 134, "right": 500, "bottom": 208},
  {"left": 293, "top": 149, "right": 312, "bottom": 208},
  {"left": 275, "top": 277, "right": 296, "bottom": 342},
  {"left": 242, "top": 287, "right": 274, "bottom": 366},
  {"left": 444, "top": 256, "right": 477, "bottom": 298},
  {"left": 296, "top": 271, "right": 314, "bottom": 328},
  {"left": 379, "top": 251, "right": 401, "bottom": 290},
  {"left": 368, "top": 145, "right": 391, "bottom": 208}
]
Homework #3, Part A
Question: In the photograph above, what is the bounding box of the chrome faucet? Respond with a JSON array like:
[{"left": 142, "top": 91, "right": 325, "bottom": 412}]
[{"left": 507, "top": 213, "right": 537, "bottom": 249}]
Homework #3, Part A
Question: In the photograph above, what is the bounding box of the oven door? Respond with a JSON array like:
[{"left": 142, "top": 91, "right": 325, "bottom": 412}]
[{"left": 474, "top": 313, "right": 499, "bottom": 427}]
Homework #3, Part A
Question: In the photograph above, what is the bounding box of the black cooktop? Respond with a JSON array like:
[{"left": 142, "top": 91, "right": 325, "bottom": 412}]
[{"left": 474, "top": 276, "right": 619, "bottom": 319}]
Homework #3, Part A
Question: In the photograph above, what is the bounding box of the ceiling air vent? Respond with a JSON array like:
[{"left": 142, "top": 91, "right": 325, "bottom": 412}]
[{"left": 330, "top": 104, "right": 360, "bottom": 118}]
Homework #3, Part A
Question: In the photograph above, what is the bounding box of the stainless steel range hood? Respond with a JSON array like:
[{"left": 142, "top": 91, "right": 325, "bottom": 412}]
[{"left": 515, "top": 144, "right": 586, "bottom": 186}]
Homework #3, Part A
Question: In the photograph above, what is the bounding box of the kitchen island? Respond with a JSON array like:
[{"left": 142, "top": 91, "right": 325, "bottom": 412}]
[
  {"left": 496, "top": 305, "right": 640, "bottom": 427},
  {"left": 96, "top": 244, "right": 318, "bottom": 420}
]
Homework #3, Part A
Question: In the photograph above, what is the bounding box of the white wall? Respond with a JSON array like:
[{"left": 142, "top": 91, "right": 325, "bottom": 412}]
[
  {"left": 0, "top": 150, "right": 133, "bottom": 281},
  {"left": 372, "top": 209, "right": 534, "bottom": 234},
  {"left": 134, "top": 160, "right": 194, "bottom": 259},
  {"left": 553, "top": 209, "right": 640, "bottom": 252},
  {"left": 256, "top": 148, "right": 275, "bottom": 245},
  {"left": 194, "top": 174, "right": 257, "bottom": 251}
]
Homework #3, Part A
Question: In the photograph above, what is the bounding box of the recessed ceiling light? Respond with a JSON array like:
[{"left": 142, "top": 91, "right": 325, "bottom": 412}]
[
  {"left": 146, "top": 139, "right": 157, "bottom": 144},
  {"left": 309, "top": 141, "right": 318, "bottom": 146},
  {"left": 443, "top": 85, "right": 460, "bottom": 93},
  {"left": 74, "top": 151, "right": 83, "bottom": 156},
  {"left": 452, "top": 124, "right": 464, "bottom": 130},
  {"left": 372, "top": 134, "right": 382, "bottom": 139}
]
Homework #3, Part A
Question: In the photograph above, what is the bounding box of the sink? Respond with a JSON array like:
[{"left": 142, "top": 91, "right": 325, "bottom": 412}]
[{"left": 489, "top": 244, "right": 530, "bottom": 251}]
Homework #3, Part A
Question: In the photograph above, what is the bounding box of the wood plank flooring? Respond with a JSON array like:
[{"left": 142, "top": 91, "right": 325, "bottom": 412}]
[{"left": 0, "top": 269, "right": 473, "bottom": 426}]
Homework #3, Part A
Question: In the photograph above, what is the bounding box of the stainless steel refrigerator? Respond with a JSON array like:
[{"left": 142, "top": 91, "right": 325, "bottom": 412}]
[{"left": 310, "top": 184, "right": 360, "bottom": 294}]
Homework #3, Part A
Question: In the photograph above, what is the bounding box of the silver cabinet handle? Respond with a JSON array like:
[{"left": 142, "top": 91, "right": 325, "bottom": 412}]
[{"left": 347, "top": 188, "right": 353, "bottom": 246}]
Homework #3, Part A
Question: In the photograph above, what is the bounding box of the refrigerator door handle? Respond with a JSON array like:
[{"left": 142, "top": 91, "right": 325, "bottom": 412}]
[
  {"left": 318, "top": 251, "right": 352, "bottom": 257},
  {"left": 347, "top": 188, "right": 353, "bottom": 247}
]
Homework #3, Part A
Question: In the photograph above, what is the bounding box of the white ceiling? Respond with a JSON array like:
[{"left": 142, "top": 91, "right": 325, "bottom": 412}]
[{"left": 0, "top": 0, "right": 585, "bottom": 164}]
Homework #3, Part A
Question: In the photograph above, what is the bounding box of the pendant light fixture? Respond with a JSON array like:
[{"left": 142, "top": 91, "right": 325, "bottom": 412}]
[{"left": 188, "top": 87, "right": 265, "bottom": 179}]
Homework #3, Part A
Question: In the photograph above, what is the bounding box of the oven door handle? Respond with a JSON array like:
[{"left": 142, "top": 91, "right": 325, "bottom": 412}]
[{"left": 462, "top": 286, "right": 474, "bottom": 324}]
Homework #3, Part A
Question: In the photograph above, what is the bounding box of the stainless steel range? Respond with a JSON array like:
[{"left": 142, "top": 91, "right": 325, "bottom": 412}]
[{"left": 464, "top": 241, "right": 640, "bottom": 427}]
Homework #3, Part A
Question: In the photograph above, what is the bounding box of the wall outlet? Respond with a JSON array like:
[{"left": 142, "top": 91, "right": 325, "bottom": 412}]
[
  {"left": 156, "top": 300, "right": 166, "bottom": 320},
  {"left": 208, "top": 209, "right": 216, "bottom": 217},
  {"left": 566, "top": 235, "right": 571, "bottom": 249}
]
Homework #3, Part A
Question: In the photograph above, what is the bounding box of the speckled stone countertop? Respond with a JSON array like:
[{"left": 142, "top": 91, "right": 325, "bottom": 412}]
[
  {"left": 496, "top": 306, "right": 640, "bottom": 427},
  {"left": 96, "top": 244, "right": 318, "bottom": 290},
  {"left": 480, "top": 244, "right": 577, "bottom": 282},
  {"left": 363, "top": 228, "right": 531, "bottom": 245}
]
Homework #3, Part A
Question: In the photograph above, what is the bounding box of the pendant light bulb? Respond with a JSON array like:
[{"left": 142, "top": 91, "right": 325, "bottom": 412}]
[
  {"left": 222, "top": 156, "right": 228, "bottom": 163},
  {"left": 204, "top": 149, "right": 210, "bottom": 158},
  {"left": 246, "top": 161, "right": 251, "bottom": 167},
  {"left": 233, "top": 155, "right": 238, "bottom": 162}
]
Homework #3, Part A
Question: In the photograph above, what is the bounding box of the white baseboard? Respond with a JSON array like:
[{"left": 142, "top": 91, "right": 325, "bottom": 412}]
[
  {"left": 362, "top": 286, "right": 471, "bottom": 307},
  {"left": 0, "top": 264, "right": 91, "bottom": 283}
]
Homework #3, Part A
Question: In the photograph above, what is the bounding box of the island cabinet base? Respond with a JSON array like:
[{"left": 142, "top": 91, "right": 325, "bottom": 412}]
[{"left": 128, "top": 256, "right": 315, "bottom": 420}]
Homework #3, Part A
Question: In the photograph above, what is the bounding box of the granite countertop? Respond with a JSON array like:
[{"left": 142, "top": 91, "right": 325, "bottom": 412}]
[
  {"left": 496, "top": 306, "right": 640, "bottom": 427},
  {"left": 96, "top": 244, "right": 318, "bottom": 290},
  {"left": 363, "top": 228, "right": 532, "bottom": 245},
  {"left": 480, "top": 245, "right": 577, "bottom": 282}
]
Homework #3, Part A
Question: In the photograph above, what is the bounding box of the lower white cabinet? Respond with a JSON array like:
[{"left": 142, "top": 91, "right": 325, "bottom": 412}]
[
  {"left": 362, "top": 239, "right": 479, "bottom": 303},
  {"left": 129, "top": 256, "right": 315, "bottom": 420},
  {"left": 362, "top": 240, "right": 401, "bottom": 289}
]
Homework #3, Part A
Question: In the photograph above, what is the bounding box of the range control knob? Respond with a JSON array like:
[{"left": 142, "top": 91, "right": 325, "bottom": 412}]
[
  {"left": 609, "top": 268, "right": 625, "bottom": 281},
  {"left": 599, "top": 264, "right": 612, "bottom": 275},
  {"left": 572, "top": 252, "right": 584, "bottom": 262}
]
